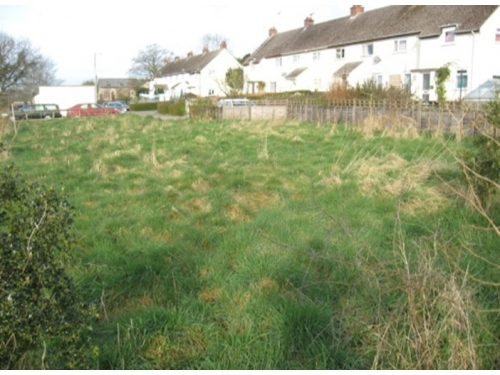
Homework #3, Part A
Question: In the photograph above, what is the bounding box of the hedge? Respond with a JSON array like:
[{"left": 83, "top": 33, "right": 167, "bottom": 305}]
[
  {"left": 129, "top": 102, "right": 158, "bottom": 111},
  {"left": 157, "top": 100, "right": 186, "bottom": 116}
]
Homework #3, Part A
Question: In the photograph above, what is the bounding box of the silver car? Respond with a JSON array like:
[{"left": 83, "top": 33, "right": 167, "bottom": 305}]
[{"left": 102, "top": 101, "right": 129, "bottom": 114}]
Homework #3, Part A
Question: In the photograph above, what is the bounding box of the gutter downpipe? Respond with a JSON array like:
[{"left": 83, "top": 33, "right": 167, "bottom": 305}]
[{"left": 470, "top": 30, "right": 476, "bottom": 98}]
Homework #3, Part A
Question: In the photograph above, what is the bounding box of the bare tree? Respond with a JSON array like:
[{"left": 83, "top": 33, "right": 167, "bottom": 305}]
[
  {"left": 0, "top": 32, "right": 59, "bottom": 105},
  {"left": 128, "top": 44, "right": 173, "bottom": 80},
  {"left": 198, "top": 33, "right": 229, "bottom": 52}
]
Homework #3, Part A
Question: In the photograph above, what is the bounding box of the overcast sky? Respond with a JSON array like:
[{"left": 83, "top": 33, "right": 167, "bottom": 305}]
[{"left": 0, "top": 2, "right": 473, "bottom": 85}]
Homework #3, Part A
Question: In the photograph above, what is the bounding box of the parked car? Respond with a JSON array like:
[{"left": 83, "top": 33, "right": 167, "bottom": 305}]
[
  {"left": 217, "top": 98, "right": 255, "bottom": 107},
  {"left": 10, "top": 104, "right": 62, "bottom": 120},
  {"left": 102, "top": 101, "right": 129, "bottom": 114},
  {"left": 67, "top": 103, "right": 120, "bottom": 117}
]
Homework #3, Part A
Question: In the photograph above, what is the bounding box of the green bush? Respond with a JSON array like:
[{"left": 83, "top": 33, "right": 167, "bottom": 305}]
[
  {"left": 157, "top": 100, "right": 186, "bottom": 116},
  {"left": 157, "top": 101, "right": 170, "bottom": 114},
  {"left": 0, "top": 165, "right": 96, "bottom": 369},
  {"left": 188, "top": 98, "right": 219, "bottom": 120},
  {"left": 129, "top": 102, "right": 158, "bottom": 111},
  {"left": 464, "top": 96, "right": 500, "bottom": 208},
  {"left": 169, "top": 100, "right": 186, "bottom": 116}
]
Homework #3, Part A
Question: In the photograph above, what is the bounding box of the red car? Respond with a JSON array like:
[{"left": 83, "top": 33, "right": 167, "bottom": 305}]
[{"left": 67, "top": 103, "right": 120, "bottom": 117}]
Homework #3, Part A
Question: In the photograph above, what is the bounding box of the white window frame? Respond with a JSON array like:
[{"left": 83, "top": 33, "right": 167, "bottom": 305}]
[
  {"left": 276, "top": 57, "right": 282, "bottom": 67},
  {"left": 336, "top": 48, "right": 345, "bottom": 60},
  {"left": 444, "top": 27, "right": 456, "bottom": 44},
  {"left": 313, "top": 51, "right": 320, "bottom": 61},
  {"left": 394, "top": 39, "right": 407, "bottom": 52},
  {"left": 293, "top": 54, "right": 300, "bottom": 64},
  {"left": 496, "top": 28, "right": 500, "bottom": 43},
  {"left": 270, "top": 81, "right": 277, "bottom": 93},
  {"left": 457, "top": 70, "right": 468, "bottom": 89},
  {"left": 373, "top": 74, "right": 383, "bottom": 86},
  {"left": 363, "top": 43, "right": 374, "bottom": 56},
  {"left": 314, "top": 78, "right": 322, "bottom": 90}
]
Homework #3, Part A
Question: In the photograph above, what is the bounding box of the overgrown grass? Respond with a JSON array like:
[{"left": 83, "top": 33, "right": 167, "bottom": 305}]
[{"left": 1, "top": 115, "right": 498, "bottom": 369}]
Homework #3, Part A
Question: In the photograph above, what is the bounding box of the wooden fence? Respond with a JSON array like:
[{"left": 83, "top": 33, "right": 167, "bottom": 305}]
[{"left": 215, "top": 99, "right": 494, "bottom": 136}]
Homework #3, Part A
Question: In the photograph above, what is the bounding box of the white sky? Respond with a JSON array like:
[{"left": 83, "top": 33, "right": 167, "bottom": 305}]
[{"left": 0, "top": 2, "right": 475, "bottom": 85}]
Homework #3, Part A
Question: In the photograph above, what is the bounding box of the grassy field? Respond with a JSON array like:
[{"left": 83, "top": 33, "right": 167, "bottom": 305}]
[{"left": 1, "top": 114, "right": 499, "bottom": 369}]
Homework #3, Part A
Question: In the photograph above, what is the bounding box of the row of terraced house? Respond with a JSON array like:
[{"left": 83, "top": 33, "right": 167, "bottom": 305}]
[
  {"left": 144, "top": 6, "right": 500, "bottom": 103},
  {"left": 242, "top": 5, "right": 500, "bottom": 102}
]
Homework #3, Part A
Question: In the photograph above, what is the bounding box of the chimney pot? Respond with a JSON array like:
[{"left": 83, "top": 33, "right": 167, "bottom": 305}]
[
  {"left": 350, "top": 5, "right": 364, "bottom": 18},
  {"left": 203, "top": 46, "right": 209, "bottom": 54},
  {"left": 220, "top": 41, "right": 227, "bottom": 50},
  {"left": 187, "top": 51, "right": 193, "bottom": 58},
  {"left": 174, "top": 56, "right": 180, "bottom": 62},
  {"left": 269, "top": 27, "right": 278, "bottom": 37},
  {"left": 304, "top": 16, "right": 314, "bottom": 28}
]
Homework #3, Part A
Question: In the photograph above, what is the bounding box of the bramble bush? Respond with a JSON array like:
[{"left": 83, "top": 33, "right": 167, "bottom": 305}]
[
  {"left": 464, "top": 95, "right": 500, "bottom": 208},
  {"left": 0, "top": 164, "right": 97, "bottom": 369}
]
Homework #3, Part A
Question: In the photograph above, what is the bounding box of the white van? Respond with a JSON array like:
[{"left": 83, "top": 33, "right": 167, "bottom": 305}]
[{"left": 217, "top": 98, "right": 254, "bottom": 107}]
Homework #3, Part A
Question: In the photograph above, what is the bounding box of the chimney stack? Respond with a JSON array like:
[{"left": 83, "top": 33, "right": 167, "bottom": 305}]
[
  {"left": 174, "top": 56, "right": 180, "bottom": 62},
  {"left": 269, "top": 27, "right": 278, "bottom": 37},
  {"left": 350, "top": 5, "right": 364, "bottom": 18},
  {"left": 203, "top": 46, "right": 209, "bottom": 54},
  {"left": 304, "top": 16, "right": 314, "bottom": 28},
  {"left": 220, "top": 41, "right": 227, "bottom": 50},
  {"left": 187, "top": 51, "right": 193, "bottom": 58}
]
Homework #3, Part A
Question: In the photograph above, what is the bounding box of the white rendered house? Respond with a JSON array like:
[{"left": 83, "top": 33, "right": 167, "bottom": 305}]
[
  {"left": 154, "top": 42, "right": 242, "bottom": 100},
  {"left": 244, "top": 5, "right": 500, "bottom": 102}
]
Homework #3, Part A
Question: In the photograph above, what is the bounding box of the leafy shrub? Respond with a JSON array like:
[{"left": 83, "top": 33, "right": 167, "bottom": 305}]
[
  {"left": 326, "top": 79, "right": 413, "bottom": 102},
  {"left": 156, "top": 101, "right": 170, "bottom": 114},
  {"left": 129, "top": 102, "right": 158, "bottom": 111},
  {"left": 463, "top": 96, "right": 500, "bottom": 208},
  {"left": 0, "top": 165, "right": 96, "bottom": 369},
  {"left": 157, "top": 100, "right": 186, "bottom": 116},
  {"left": 188, "top": 98, "right": 219, "bottom": 120}
]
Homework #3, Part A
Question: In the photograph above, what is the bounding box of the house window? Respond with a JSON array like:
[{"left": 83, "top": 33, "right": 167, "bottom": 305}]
[
  {"left": 394, "top": 39, "right": 407, "bottom": 52},
  {"left": 293, "top": 54, "right": 300, "bottom": 64},
  {"left": 363, "top": 44, "right": 374, "bottom": 56},
  {"left": 373, "top": 74, "right": 383, "bottom": 86},
  {"left": 314, "top": 78, "right": 321, "bottom": 90},
  {"left": 276, "top": 57, "right": 282, "bottom": 67},
  {"left": 313, "top": 52, "right": 320, "bottom": 61},
  {"left": 336, "top": 48, "right": 345, "bottom": 59},
  {"left": 270, "top": 81, "right": 277, "bottom": 93},
  {"left": 208, "top": 89, "right": 215, "bottom": 95},
  {"left": 445, "top": 29, "right": 455, "bottom": 43},
  {"left": 496, "top": 28, "right": 500, "bottom": 42},
  {"left": 457, "top": 70, "right": 468, "bottom": 88}
]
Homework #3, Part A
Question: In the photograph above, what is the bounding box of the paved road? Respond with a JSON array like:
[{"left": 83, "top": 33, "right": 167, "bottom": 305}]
[{"left": 130, "top": 111, "right": 187, "bottom": 120}]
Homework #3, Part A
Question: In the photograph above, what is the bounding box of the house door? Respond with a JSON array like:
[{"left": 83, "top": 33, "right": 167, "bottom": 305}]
[
  {"left": 422, "top": 73, "right": 431, "bottom": 103},
  {"left": 421, "top": 72, "right": 438, "bottom": 103}
]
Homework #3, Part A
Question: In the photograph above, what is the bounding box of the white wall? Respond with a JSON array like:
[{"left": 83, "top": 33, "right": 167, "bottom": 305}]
[{"left": 34, "top": 86, "right": 96, "bottom": 114}]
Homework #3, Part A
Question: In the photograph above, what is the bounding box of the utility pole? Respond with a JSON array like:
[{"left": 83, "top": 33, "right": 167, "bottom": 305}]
[{"left": 94, "top": 53, "right": 102, "bottom": 102}]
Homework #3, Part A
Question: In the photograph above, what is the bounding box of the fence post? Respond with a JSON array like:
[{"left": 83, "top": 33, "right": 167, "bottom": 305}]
[
  {"left": 353, "top": 99, "right": 357, "bottom": 126},
  {"left": 417, "top": 101, "right": 422, "bottom": 131}
]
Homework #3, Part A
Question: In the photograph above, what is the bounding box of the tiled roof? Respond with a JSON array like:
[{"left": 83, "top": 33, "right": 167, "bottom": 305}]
[
  {"left": 99, "top": 78, "right": 133, "bottom": 88},
  {"left": 245, "top": 5, "right": 498, "bottom": 64},
  {"left": 160, "top": 50, "right": 222, "bottom": 77}
]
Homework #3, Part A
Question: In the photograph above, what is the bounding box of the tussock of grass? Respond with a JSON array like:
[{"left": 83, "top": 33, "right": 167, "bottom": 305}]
[{"left": 360, "top": 114, "right": 420, "bottom": 139}]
